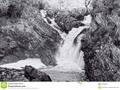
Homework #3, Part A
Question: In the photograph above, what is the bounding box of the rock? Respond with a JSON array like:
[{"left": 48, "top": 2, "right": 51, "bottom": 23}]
[
  {"left": 6, "top": 4, "right": 23, "bottom": 18},
  {"left": 46, "top": 10, "right": 54, "bottom": 18},
  {"left": 55, "top": 13, "right": 85, "bottom": 34},
  {"left": 0, "top": 55, "right": 20, "bottom": 65},
  {"left": 76, "top": 14, "right": 84, "bottom": 21},
  {"left": 0, "top": 67, "right": 29, "bottom": 81},
  {"left": 81, "top": 0, "right": 120, "bottom": 81},
  {"left": 0, "top": 0, "right": 62, "bottom": 66},
  {"left": 46, "top": 17, "right": 52, "bottom": 24},
  {"left": 72, "top": 21, "right": 85, "bottom": 28},
  {"left": 0, "top": 66, "right": 52, "bottom": 81},
  {"left": 24, "top": 65, "right": 52, "bottom": 81},
  {"left": 69, "top": 8, "right": 85, "bottom": 21}
]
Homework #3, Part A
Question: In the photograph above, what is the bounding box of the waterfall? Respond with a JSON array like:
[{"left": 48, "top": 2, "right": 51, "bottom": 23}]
[
  {"left": 55, "top": 27, "right": 87, "bottom": 72},
  {"left": 40, "top": 10, "right": 91, "bottom": 72}
]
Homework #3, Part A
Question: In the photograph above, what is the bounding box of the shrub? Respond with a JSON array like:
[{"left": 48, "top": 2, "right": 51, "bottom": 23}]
[{"left": 7, "top": 4, "right": 23, "bottom": 18}]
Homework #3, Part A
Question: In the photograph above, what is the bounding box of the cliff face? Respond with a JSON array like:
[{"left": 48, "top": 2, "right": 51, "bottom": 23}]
[
  {"left": 0, "top": 0, "right": 61, "bottom": 66},
  {"left": 81, "top": 0, "right": 120, "bottom": 81}
]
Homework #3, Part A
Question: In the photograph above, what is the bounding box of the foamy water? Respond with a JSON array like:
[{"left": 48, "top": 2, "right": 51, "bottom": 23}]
[
  {"left": 55, "top": 28, "right": 86, "bottom": 72},
  {"left": 0, "top": 58, "right": 47, "bottom": 69}
]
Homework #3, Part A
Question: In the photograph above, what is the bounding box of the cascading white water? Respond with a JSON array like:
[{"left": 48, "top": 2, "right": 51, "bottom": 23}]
[
  {"left": 41, "top": 10, "right": 91, "bottom": 72},
  {"left": 55, "top": 27, "right": 86, "bottom": 72},
  {"left": 55, "top": 15, "right": 92, "bottom": 72}
]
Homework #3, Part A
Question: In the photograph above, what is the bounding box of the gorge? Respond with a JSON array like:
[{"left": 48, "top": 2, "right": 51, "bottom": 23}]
[{"left": 0, "top": 0, "right": 120, "bottom": 81}]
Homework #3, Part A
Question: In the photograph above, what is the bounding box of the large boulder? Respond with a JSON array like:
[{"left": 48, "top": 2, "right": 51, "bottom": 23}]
[{"left": 24, "top": 65, "right": 52, "bottom": 81}]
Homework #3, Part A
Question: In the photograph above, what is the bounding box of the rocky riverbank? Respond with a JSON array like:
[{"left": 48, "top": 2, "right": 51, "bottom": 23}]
[
  {"left": 0, "top": 65, "right": 52, "bottom": 81},
  {"left": 81, "top": 0, "right": 120, "bottom": 81}
]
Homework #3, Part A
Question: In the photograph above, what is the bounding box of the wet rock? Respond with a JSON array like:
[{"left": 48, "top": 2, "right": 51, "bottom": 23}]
[
  {"left": 24, "top": 65, "right": 52, "bottom": 81},
  {"left": 46, "top": 17, "right": 52, "bottom": 24},
  {"left": 76, "top": 14, "right": 84, "bottom": 21},
  {"left": 72, "top": 21, "right": 85, "bottom": 28},
  {"left": 69, "top": 8, "right": 86, "bottom": 21},
  {"left": 54, "top": 13, "right": 85, "bottom": 34}
]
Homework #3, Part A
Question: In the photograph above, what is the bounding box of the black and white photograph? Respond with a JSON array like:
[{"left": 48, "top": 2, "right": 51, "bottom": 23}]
[{"left": 0, "top": 0, "right": 120, "bottom": 82}]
